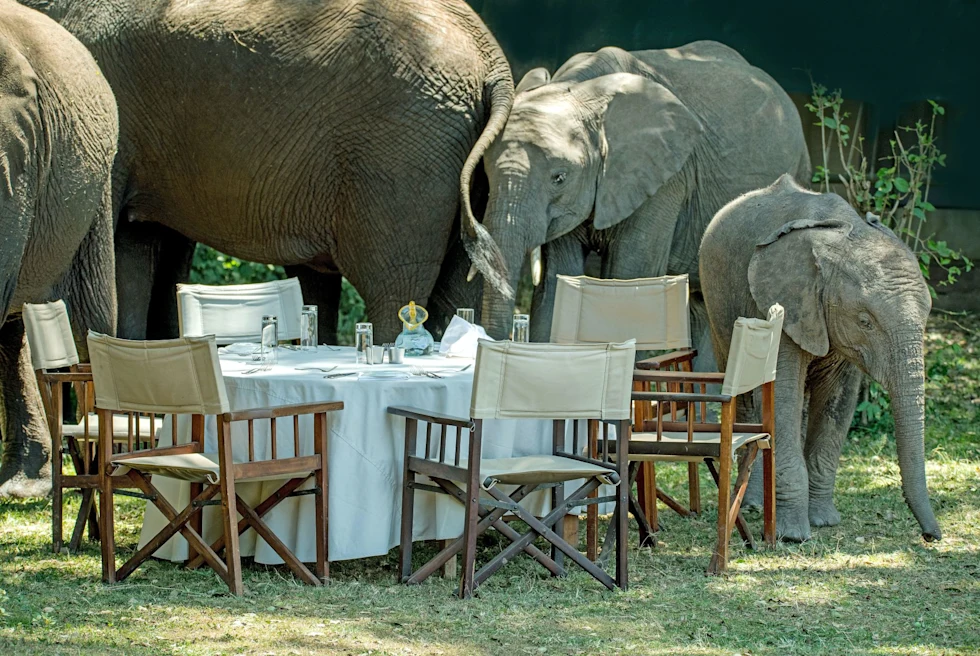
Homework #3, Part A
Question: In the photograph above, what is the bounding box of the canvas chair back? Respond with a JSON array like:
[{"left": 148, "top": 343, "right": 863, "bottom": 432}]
[
  {"left": 721, "top": 304, "right": 784, "bottom": 397},
  {"left": 550, "top": 274, "right": 691, "bottom": 350},
  {"left": 470, "top": 340, "right": 636, "bottom": 420},
  {"left": 23, "top": 301, "right": 79, "bottom": 370},
  {"left": 176, "top": 278, "right": 304, "bottom": 344},
  {"left": 87, "top": 333, "right": 230, "bottom": 416}
]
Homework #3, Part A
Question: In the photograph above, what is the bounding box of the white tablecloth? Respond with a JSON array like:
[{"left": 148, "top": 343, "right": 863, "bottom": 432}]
[{"left": 137, "top": 346, "right": 586, "bottom": 563}]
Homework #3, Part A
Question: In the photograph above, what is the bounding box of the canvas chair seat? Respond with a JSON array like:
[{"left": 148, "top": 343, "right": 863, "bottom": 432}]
[
  {"left": 63, "top": 413, "right": 160, "bottom": 442},
  {"left": 454, "top": 455, "right": 616, "bottom": 487},
  {"left": 110, "top": 452, "right": 315, "bottom": 484},
  {"left": 623, "top": 431, "right": 771, "bottom": 462}
]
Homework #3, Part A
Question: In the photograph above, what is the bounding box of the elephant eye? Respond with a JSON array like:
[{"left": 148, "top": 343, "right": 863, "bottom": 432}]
[
  {"left": 859, "top": 313, "right": 874, "bottom": 330},
  {"left": 552, "top": 172, "right": 567, "bottom": 185}
]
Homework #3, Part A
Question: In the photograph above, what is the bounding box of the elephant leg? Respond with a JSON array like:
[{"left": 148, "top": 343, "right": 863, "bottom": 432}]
[
  {"left": 427, "top": 232, "right": 483, "bottom": 341},
  {"left": 115, "top": 221, "right": 192, "bottom": 340},
  {"left": 53, "top": 189, "right": 118, "bottom": 353},
  {"left": 805, "top": 357, "right": 862, "bottom": 528},
  {"left": 689, "top": 292, "right": 718, "bottom": 375},
  {"left": 146, "top": 231, "right": 194, "bottom": 339},
  {"left": 529, "top": 236, "right": 587, "bottom": 342},
  {"left": 0, "top": 316, "right": 52, "bottom": 499},
  {"left": 770, "top": 342, "right": 813, "bottom": 542},
  {"left": 285, "top": 266, "right": 341, "bottom": 345}
]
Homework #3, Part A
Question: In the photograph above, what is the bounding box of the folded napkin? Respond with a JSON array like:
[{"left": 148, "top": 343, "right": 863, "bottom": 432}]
[
  {"left": 218, "top": 342, "right": 261, "bottom": 356},
  {"left": 439, "top": 315, "right": 492, "bottom": 359}
]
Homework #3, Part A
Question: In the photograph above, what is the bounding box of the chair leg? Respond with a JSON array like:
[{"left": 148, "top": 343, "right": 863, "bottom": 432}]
[
  {"left": 458, "top": 483, "right": 480, "bottom": 599},
  {"left": 217, "top": 421, "right": 244, "bottom": 595},
  {"left": 99, "top": 477, "right": 115, "bottom": 583},
  {"left": 399, "top": 419, "right": 417, "bottom": 583},
  {"left": 187, "top": 482, "right": 202, "bottom": 565},
  {"left": 615, "top": 419, "right": 630, "bottom": 590},
  {"left": 551, "top": 483, "right": 565, "bottom": 575},
  {"left": 688, "top": 462, "right": 702, "bottom": 516},
  {"left": 709, "top": 408, "right": 734, "bottom": 575},
  {"left": 51, "top": 443, "right": 64, "bottom": 554},
  {"left": 69, "top": 489, "right": 96, "bottom": 552},
  {"left": 314, "top": 412, "right": 330, "bottom": 582},
  {"left": 763, "top": 444, "right": 776, "bottom": 547}
]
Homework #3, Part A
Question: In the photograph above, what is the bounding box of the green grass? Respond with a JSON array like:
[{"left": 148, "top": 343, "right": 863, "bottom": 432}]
[{"left": 1, "top": 314, "right": 978, "bottom": 656}]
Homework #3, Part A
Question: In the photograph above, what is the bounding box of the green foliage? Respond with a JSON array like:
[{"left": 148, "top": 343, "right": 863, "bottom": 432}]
[
  {"left": 805, "top": 83, "right": 972, "bottom": 295},
  {"left": 189, "top": 244, "right": 367, "bottom": 344}
]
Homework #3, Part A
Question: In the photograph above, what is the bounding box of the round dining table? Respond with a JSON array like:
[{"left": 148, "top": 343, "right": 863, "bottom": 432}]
[{"left": 137, "top": 344, "right": 572, "bottom": 564}]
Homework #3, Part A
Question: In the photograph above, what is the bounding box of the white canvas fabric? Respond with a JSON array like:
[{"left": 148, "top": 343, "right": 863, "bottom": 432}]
[
  {"left": 550, "top": 274, "right": 691, "bottom": 350},
  {"left": 112, "top": 452, "right": 311, "bottom": 484},
  {"left": 87, "top": 333, "right": 230, "bottom": 415},
  {"left": 470, "top": 339, "right": 636, "bottom": 420},
  {"left": 176, "top": 278, "right": 304, "bottom": 344},
  {"left": 462, "top": 454, "right": 616, "bottom": 486},
  {"left": 23, "top": 301, "right": 79, "bottom": 370},
  {"left": 721, "top": 304, "right": 785, "bottom": 397},
  {"left": 626, "top": 431, "right": 771, "bottom": 461}
]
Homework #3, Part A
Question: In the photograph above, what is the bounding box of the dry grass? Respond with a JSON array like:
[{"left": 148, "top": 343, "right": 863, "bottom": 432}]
[{"left": 1, "top": 314, "right": 978, "bottom": 656}]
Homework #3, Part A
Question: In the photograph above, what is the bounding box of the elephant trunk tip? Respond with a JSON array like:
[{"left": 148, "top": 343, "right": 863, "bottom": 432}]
[
  {"left": 922, "top": 527, "right": 942, "bottom": 542},
  {"left": 462, "top": 220, "right": 513, "bottom": 299}
]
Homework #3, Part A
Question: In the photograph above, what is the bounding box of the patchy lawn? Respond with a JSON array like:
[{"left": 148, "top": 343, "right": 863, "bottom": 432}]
[{"left": 1, "top": 314, "right": 978, "bottom": 656}]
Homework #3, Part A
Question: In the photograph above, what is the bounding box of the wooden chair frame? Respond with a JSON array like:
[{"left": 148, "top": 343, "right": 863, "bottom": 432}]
[
  {"left": 597, "top": 370, "right": 776, "bottom": 574},
  {"left": 97, "top": 400, "right": 341, "bottom": 595},
  {"left": 36, "top": 366, "right": 159, "bottom": 553},
  {"left": 389, "top": 406, "right": 631, "bottom": 599}
]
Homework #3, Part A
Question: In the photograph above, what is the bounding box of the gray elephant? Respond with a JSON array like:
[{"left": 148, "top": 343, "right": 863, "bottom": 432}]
[
  {"left": 699, "top": 174, "right": 941, "bottom": 543},
  {"left": 0, "top": 0, "right": 118, "bottom": 497},
  {"left": 460, "top": 42, "right": 809, "bottom": 361},
  {"left": 20, "top": 0, "right": 512, "bottom": 342}
]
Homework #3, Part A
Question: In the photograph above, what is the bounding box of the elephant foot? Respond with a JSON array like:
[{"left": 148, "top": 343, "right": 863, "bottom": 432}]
[
  {"left": 0, "top": 470, "right": 52, "bottom": 499},
  {"left": 808, "top": 499, "right": 841, "bottom": 527},
  {"left": 741, "top": 491, "right": 763, "bottom": 512},
  {"left": 776, "top": 504, "right": 812, "bottom": 543}
]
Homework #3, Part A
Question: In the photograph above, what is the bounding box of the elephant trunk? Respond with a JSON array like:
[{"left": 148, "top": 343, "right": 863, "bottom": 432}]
[
  {"left": 885, "top": 336, "right": 942, "bottom": 541},
  {"left": 459, "top": 60, "right": 515, "bottom": 298},
  {"left": 480, "top": 197, "right": 532, "bottom": 339}
]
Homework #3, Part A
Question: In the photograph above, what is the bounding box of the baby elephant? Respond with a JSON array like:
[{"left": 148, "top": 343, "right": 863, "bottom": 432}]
[{"left": 699, "top": 174, "right": 941, "bottom": 543}]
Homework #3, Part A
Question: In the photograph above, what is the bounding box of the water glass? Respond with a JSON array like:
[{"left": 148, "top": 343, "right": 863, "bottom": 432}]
[
  {"left": 260, "top": 315, "right": 279, "bottom": 364},
  {"left": 355, "top": 322, "right": 373, "bottom": 364},
  {"left": 301, "top": 305, "right": 318, "bottom": 350},
  {"left": 512, "top": 313, "right": 530, "bottom": 343},
  {"left": 456, "top": 308, "right": 475, "bottom": 324}
]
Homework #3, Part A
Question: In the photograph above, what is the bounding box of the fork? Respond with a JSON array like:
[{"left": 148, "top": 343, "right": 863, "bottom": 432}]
[
  {"left": 410, "top": 367, "right": 442, "bottom": 379},
  {"left": 295, "top": 366, "right": 338, "bottom": 373},
  {"left": 242, "top": 365, "right": 270, "bottom": 375}
]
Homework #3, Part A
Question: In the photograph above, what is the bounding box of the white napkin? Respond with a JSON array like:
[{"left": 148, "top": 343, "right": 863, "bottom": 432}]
[
  {"left": 439, "top": 315, "right": 492, "bottom": 358},
  {"left": 218, "top": 342, "right": 261, "bottom": 356}
]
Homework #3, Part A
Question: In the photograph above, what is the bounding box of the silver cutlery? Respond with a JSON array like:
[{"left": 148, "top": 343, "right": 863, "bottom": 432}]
[
  {"left": 295, "top": 366, "right": 338, "bottom": 373},
  {"left": 326, "top": 372, "right": 357, "bottom": 379},
  {"left": 242, "top": 365, "right": 270, "bottom": 375}
]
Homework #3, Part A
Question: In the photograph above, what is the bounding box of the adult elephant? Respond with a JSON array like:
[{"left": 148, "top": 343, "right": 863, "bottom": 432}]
[
  {"left": 21, "top": 0, "right": 513, "bottom": 342},
  {"left": 0, "top": 0, "right": 118, "bottom": 497},
  {"left": 461, "top": 42, "right": 809, "bottom": 360},
  {"left": 700, "top": 174, "right": 941, "bottom": 543}
]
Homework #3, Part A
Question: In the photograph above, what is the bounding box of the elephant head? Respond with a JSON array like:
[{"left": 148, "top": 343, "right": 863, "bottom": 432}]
[
  {"left": 460, "top": 66, "right": 703, "bottom": 338},
  {"left": 749, "top": 207, "right": 941, "bottom": 541}
]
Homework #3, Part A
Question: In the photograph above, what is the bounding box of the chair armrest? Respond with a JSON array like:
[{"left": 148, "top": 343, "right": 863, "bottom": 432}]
[
  {"left": 39, "top": 371, "right": 93, "bottom": 383},
  {"left": 632, "top": 370, "right": 726, "bottom": 385},
  {"left": 635, "top": 348, "right": 697, "bottom": 370},
  {"left": 387, "top": 406, "right": 473, "bottom": 429},
  {"left": 73, "top": 363, "right": 92, "bottom": 372},
  {"left": 223, "top": 401, "right": 344, "bottom": 422},
  {"left": 632, "top": 391, "right": 732, "bottom": 404}
]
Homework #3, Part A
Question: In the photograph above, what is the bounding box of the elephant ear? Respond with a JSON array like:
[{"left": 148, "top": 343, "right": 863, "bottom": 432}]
[
  {"left": 515, "top": 67, "right": 551, "bottom": 94},
  {"left": 748, "top": 218, "right": 853, "bottom": 357},
  {"left": 589, "top": 73, "right": 703, "bottom": 230},
  {"left": 0, "top": 37, "right": 39, "bottom": 199}
]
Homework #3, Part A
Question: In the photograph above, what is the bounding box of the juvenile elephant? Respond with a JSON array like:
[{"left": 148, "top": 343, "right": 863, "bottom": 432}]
[
  {"left": 0, "top": 0, "right": 118, "bottom": 497},
  {"left": 21, "top": 0, "right": 513, "bottom": 342},
  {"left": 461, "top": 42, "right": 809, "bottom": 360},
  {"left": 699, "top": 174, "right": 941, "bottom": 543}
]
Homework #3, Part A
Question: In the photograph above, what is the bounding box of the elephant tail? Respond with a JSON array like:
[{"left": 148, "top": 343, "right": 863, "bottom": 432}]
[{"left": 460, "top": 70, "right": 514, "bottom": 299}]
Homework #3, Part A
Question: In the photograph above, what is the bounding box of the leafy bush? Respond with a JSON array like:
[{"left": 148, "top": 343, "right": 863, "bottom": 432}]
[{"left": 189, "top": 244, "right": 367, "bottom": 344}]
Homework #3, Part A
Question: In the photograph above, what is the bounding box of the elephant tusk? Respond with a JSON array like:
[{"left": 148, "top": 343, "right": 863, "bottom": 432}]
[
  {"left": 467, "top": 264, "right": 478, "bottom": 282},
  {"left": 530, "top": 246, "right": 542, "bottom": 287}
]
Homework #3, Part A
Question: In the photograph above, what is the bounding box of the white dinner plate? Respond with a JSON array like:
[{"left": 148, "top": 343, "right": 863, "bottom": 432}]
[{"left": 359, "top": 370, "right": 411, "bottom": 380}]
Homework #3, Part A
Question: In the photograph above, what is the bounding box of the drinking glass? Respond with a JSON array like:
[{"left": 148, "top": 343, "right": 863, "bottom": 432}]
[
  {"left": 355, "top": 322, "right": 373, "bottom": 364},
  {"left": 301, "top": 305, "right": 318, "bottom": 350},
  {"left": 456, "top": 308, "right": 475, "bottom": 324},
  {"left": 512, "top": 313, "right": 530, "bottom": 343},
  {"left": 260, "top": 315, "right": 279, "bottom": 365}
]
